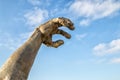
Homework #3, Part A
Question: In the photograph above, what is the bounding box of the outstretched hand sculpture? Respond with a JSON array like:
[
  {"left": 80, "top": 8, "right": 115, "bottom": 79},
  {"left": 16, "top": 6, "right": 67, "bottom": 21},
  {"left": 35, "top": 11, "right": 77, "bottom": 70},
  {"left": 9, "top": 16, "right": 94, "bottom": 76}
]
[
  {"left": 40, "top": 17, "right": 74, "bottom": 47},
  {"left": 0, "top": 17, "right": 75, "bottom": 80}
]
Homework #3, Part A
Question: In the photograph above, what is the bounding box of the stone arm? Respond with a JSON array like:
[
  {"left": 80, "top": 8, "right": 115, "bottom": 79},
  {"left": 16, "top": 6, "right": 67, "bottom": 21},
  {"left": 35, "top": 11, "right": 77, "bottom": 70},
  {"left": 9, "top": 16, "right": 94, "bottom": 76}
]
[{"left": 0, "top": 17, "right": 75, "bottom": 80}]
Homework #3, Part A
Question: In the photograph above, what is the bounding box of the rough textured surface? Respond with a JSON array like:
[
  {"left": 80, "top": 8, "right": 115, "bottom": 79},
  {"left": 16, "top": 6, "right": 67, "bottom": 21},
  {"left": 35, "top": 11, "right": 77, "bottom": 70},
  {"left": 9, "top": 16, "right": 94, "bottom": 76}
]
[
  {"left": 0, "top": 17, "right": 74, "bottom": 80},
  {"left": 40, "top": 17, "right": 74, "bottom": 48}
]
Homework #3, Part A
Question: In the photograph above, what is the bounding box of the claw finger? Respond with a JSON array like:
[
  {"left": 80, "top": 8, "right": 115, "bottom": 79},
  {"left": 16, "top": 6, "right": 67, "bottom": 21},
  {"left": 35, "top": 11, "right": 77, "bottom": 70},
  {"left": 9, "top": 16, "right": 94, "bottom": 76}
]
[
  {"left": 45, "top": 40, "right": 64, "bottom": 48},
  {"left": 51, "top": 40, "right": 64, "bottom": 48},
  {"left": 56, "top": 29, "right": 71, "bottom": 39},
  {"left": 58, "top": 17, "right": 75, "bottom": 30},
  {"left": 43, "top": 38, "right": 64, "bottom": 48},
  {"left": 69, "top": 25, "right": 75, "bottom": 30}
]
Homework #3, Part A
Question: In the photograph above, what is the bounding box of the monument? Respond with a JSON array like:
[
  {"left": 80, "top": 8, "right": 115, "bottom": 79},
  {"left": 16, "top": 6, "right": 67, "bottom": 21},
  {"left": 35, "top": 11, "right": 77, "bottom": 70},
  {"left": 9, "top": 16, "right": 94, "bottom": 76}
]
[{"left": 0, "top": 17, "right": 75, "bottom": 80}]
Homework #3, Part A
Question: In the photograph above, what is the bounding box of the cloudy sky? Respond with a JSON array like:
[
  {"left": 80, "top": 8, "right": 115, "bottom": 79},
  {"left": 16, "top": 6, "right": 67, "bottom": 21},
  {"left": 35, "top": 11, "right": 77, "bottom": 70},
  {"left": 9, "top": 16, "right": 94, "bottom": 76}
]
[{"left": 0, "top": 0, "right": 120, "bottom": 80}]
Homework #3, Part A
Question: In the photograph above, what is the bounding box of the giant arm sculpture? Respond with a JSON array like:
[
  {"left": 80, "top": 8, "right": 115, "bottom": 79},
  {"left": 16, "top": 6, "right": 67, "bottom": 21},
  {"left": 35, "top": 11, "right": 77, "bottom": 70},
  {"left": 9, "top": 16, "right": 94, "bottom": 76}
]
[{"left": 0, "top": 17, "right": 75, "bottom": 80}]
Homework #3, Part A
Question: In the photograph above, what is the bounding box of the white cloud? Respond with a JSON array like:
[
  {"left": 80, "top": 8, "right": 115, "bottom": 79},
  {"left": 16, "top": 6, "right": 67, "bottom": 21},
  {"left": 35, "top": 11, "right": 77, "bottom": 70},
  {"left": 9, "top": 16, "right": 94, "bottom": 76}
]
[
  {"left": 79, "top": 19, "right": 91, "bottom": 26},
  {"left": 75, "top": 33, "right": 87, "bottom": 40},
  {"left": 20, "top": 31, "right": 32, "bottom": 39},
  {"left": 96, "top": 58, "right": 107, "bottom": 64},
  {"left": 93, "top": 39, "right": 120, "bottom": 56},
  {"left": 110, "top": 58, "right": 120, "bottom": 64},
  {"left": 24, "top": 7, "right": 48, "bottom": 27},
  {"left": 27, "top": 0, "right": 51, "bottom": 7},
  {"left": 28, "top": 0, "right": 41, "bottom": 5},
  {"left": 0, "top": 31, "right": 31, "bottom": 51},
  {"left": 91, "top": 58, "right": 107, "bottom": 64},
  {"left": 69, "top": 0, "right": 120, "bottom": 26}
]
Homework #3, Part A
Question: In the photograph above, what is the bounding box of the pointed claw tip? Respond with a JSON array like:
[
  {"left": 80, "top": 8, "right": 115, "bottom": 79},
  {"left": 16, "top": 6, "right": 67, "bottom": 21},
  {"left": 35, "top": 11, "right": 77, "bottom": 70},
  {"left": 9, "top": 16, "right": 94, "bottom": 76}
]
[
  {"left": 69, "top": 26, "right": 75, "bottom": 30},
  {"left": 67, "top": 35, "right": 71, "bottom": 39},
  {"left": 71, "top": 27, "right": 75, "bottom": 30}
]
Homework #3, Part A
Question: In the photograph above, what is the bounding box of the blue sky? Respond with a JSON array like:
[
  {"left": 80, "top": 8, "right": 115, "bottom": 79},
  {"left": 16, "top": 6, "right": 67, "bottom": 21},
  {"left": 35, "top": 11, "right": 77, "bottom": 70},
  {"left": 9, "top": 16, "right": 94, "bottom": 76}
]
[{"left": 0, "top": 0, "right": 120, "bottom": 80}]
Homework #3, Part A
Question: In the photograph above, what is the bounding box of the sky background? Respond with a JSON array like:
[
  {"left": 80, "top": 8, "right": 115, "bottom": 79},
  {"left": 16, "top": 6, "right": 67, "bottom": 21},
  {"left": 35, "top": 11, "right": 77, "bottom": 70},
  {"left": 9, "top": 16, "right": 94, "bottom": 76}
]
[{"left": 0, "top": 0, "right": 120, "bottom": 80}]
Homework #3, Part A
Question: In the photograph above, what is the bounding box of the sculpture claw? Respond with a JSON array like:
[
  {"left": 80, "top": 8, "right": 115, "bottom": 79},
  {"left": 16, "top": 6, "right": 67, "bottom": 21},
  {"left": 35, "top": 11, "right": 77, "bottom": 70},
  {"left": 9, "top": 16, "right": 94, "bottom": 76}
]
[
  {"left": 43, "top": 40, "right": 64, "bottom": 48},
  {"left": 39, "top": 17, "right": 74, "bottom": 48},
  {"left": 56, "top": 29, "right": 71, "bottom": 39},
  {"left": 52, "top": 40, "right": 64, "bottom": 48}
]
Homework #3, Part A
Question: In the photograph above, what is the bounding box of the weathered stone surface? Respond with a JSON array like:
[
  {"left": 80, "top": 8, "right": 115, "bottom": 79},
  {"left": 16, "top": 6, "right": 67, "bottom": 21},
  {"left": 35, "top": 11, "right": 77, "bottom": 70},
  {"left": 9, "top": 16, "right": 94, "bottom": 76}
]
[{"left": 0, "top": 17, "right": 75, "bottom": 80}]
